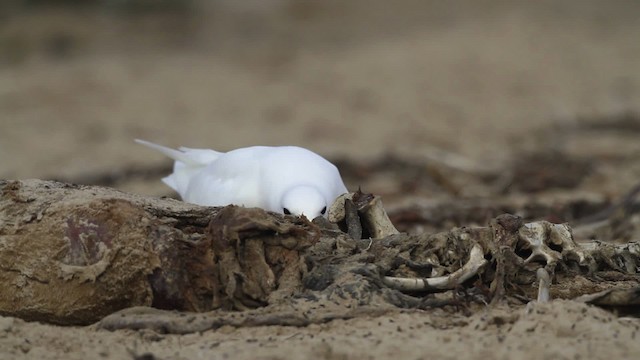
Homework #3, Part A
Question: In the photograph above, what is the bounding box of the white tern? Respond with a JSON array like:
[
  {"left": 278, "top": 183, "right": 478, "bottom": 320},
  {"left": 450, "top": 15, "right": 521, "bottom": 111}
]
[{"left": 136, "top": 139, "right": 348, "bottom": 219}]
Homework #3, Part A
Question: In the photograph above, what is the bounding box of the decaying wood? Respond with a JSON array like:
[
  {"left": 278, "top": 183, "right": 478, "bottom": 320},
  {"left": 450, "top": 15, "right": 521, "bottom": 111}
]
[
  {"left": 97, "top": 304, "right": 396, "bottom": 334},
  {"left": 1, "top": 179, "right": 639, "bottom": 329},
  {"left": 0, "top": 179, "right": 317, "bottom": 324}
]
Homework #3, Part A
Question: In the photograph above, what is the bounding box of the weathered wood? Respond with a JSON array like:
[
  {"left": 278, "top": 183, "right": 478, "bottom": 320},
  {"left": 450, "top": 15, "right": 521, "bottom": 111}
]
[{"left": 0, "top": 180, "right": 317, "bottom": 325}]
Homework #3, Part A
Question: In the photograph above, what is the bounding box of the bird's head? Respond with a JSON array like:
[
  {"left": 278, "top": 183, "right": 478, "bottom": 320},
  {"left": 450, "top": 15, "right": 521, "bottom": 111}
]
[{"left": 280, "top": 185, "right": 328, "bottom": 219}]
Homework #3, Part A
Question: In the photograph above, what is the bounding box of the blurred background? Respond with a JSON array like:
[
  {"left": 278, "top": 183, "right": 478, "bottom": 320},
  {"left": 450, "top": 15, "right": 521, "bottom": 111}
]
[{"left": 1, "top": 0, "right": 640, "bottom": 217}]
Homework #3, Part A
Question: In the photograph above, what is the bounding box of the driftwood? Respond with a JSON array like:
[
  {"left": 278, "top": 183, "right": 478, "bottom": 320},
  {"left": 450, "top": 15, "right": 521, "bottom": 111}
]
[
  {"left": 0, "top": 179, "right": 317, "bottom": 324},
  {"left": 1, "top": 179, "right": 639, "bottom": 329}
]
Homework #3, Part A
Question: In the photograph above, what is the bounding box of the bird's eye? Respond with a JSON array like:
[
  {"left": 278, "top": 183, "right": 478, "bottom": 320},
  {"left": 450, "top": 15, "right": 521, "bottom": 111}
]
[
  {"left": 320, "top": 206, "right": 327, "bottom": 215},
  {"left": 283, "top": 208, "right": 291, "bottom": 215}
]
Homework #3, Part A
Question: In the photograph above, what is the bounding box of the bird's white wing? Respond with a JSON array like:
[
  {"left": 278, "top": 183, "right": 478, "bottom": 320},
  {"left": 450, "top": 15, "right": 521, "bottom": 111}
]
[
  {"left": 182, "top": 149, "right": 263, "bottom": 207},
  {"left": 182, "top": 172, "right": 262, "bottom": 208}
]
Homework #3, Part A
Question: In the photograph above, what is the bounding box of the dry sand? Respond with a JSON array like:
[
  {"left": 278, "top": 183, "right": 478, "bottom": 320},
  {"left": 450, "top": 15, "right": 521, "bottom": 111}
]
[{"left": 1, "top": 1, "right": 640, "bottom": 359}]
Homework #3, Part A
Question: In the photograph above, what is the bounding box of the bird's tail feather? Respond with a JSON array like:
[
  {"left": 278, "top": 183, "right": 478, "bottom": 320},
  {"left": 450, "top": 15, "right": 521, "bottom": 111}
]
[
  {"left": 135, "top": 139, "right": 201, "bottom": 166},
  {"left": 135, "top": 139, "right": 222, "bottom": 196}
]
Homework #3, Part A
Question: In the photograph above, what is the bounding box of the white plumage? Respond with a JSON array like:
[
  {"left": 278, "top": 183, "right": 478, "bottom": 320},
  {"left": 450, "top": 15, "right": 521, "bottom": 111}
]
[{"left": 135, "top": 139, "right": 348, "bottom": 219}]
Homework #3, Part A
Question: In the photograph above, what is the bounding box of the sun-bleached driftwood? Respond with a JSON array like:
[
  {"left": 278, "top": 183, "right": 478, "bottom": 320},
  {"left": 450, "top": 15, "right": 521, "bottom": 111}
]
[{"left": 1, "top": 180, "right": 639, "bottom": 328}]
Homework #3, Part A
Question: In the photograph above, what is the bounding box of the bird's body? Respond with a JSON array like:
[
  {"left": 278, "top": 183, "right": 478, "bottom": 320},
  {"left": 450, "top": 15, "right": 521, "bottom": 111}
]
[{"left": 135, "top": 140, "right": 348, "bottom": 219}]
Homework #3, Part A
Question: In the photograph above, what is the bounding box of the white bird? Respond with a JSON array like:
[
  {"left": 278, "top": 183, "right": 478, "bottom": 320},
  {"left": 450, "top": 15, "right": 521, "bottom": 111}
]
[{"left": 135, "top": 139, "right": 348, "bottom": 219}]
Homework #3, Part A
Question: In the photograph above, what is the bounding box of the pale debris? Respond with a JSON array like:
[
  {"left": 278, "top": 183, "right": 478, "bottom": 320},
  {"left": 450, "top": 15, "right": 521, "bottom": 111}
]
[
  {"left": 536, "top": 268, "right": 551, "bottom": 303},
  {"left": 328, "top": 192, "right": 400, "bottom": 239},
  {"left": 518, "top": 222, "right": 589, "bottom": 268},
  {"left": 330, "top": 191, "right": 639, "bottom": 299},
  {"left": 382, "top": 243, "right": 487, "bottom": 291}
]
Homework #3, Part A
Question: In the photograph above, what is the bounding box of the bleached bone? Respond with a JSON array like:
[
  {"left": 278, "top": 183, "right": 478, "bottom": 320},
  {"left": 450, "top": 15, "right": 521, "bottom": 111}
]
[
  {"left": 378, "top": 216, "right": 638, "bottom": 296},
  {"left": 578, "top": 240, "right": 640, "bottom": 274},
  {"left": 536, "top": 268, "right": 551, "bottom": 302},
  {"left": 328, "top": 192, "right": 400, "bottom": 239},
  {"left": 382, "top": 244, "right": 487, "bottom": 291},
  {"left": 517, "top": 222, "right": 590, "bottom": 268},
  {"left": 360, "top": 196, "right": 401, "bottom": 238},
  {"left": 518, "top": 223, "right": 560, "bottom": 266},
  {"left": 328, "top": 192, "right": 354, "bottom": 222}
]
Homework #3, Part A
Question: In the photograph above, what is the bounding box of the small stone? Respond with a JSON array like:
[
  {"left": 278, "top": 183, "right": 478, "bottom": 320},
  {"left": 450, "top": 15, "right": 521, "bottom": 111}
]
[
  {"left": 18, "top": 339, "right": 31, "bottom": 354},
  {"left": 0, "top": 316, "right": 15, "bottom": 332}
]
